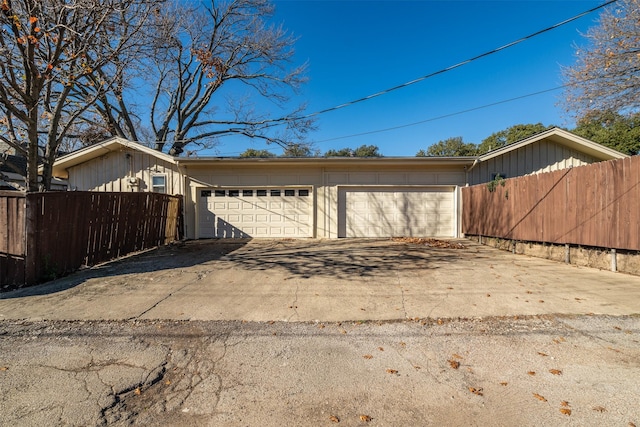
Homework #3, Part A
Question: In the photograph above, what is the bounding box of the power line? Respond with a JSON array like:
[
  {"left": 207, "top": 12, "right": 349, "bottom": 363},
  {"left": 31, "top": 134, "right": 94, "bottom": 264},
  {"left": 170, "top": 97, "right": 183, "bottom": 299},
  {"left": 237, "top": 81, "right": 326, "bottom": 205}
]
[
  {"left": 314, "top": 85, "right": 568, "bottom": 143},
  {"left": 219, "top": 0, "right": 614, "bottom": 129},
  {"left": 215, "top": 84, "right": 568, "bottom": 153},
  {"left": 212, "top": 0, "right": 618, "bottom": 153},
  {"left": 297, "top": 0, "right": 616, "bottom": 120}
]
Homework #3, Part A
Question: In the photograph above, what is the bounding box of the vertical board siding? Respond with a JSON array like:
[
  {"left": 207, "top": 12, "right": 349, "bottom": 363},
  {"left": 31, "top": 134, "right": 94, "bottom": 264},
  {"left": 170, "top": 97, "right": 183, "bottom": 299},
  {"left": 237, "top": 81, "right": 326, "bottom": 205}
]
[
  {"left": 462, "top": 156, "right": 640, "bottom": 251},
  {"left": 67, "top": 150, "right": 180, "bottom": 194},
  {"left": 469, "top": 140, "right": 598, "bottom": 185},
  {"left": 0, "top": 192, "right": 182, "bottom": 287}
]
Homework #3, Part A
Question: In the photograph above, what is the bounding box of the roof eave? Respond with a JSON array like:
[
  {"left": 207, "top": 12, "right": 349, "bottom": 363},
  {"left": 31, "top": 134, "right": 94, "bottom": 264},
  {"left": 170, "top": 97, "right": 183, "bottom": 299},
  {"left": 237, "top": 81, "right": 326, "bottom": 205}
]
[
  {"left": 176, "top": 156, "right": 477, "bottom": 167},
  {"left": 478, "top": 127, "right": 628, "bottom": 163},
  {"left": 49, "top": 138, "right": 177, "bottom": 178}
]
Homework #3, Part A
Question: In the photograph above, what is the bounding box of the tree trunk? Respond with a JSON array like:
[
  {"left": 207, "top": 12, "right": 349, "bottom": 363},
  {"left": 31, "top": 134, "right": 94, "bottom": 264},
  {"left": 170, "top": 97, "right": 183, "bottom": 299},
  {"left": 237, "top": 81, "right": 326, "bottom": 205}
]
[{"left": 26, "top": 104, "right": 40, "bottom": 193}]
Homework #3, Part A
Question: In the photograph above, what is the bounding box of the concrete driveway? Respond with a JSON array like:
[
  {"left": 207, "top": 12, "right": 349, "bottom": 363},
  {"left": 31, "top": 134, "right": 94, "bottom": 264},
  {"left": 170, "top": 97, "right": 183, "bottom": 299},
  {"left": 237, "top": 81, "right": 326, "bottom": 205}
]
[{"left": 1, "top": 238, "right": 640, "bottom": 321}]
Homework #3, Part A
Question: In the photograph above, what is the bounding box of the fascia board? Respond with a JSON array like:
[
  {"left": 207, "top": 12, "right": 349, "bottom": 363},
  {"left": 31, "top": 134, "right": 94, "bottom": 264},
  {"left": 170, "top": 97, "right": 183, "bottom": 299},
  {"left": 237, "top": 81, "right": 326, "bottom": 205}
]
[
  {"left": 176, "top": 156, "right": 477, "bottom": 168},
  {"left": 478, "top": 128, "right": 628, "bottom": 163},
  {"left": 49, "top": 138, "right": 176, "bottom": 177}
]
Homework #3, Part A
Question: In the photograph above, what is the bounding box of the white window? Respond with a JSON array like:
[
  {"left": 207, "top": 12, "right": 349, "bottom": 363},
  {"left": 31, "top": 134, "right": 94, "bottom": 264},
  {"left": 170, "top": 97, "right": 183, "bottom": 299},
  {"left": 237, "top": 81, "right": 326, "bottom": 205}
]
[{"left": 151, "top": 175, "right": 166, "bottom": 193}]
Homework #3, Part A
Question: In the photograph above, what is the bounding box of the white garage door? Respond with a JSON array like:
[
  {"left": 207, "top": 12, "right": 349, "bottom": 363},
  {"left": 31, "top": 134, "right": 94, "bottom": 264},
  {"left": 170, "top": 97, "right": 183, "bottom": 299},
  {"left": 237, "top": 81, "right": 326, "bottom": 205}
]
[
  {"left": 340, "top": 187, "right": 455, "bottom": 238},
  {"left": 198, "top": 188, "right": 312, "bottom": 238}
]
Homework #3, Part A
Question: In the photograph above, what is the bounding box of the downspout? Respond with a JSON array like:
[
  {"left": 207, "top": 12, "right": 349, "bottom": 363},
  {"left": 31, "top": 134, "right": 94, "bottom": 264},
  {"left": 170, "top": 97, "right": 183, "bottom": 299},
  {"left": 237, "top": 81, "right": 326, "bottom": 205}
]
[
  {"left": 465, "top": 158, "right": 480, "bottom": 186},
  {"left": 467, "top": 158, "right": 480, "bottom": 172},
  {"left": 176, "top": 160, "right": 188, "bottom": 239},
  {"left": 461, "top": 159, "right": 480, "bottom": 238}
]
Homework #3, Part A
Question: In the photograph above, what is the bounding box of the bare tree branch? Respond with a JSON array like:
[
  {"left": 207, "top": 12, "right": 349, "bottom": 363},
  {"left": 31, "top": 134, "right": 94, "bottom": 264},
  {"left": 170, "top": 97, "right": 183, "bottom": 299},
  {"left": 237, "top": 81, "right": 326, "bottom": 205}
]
[
  {"left": 562, "top": 0, "right": 640, "bottom": 118},
  {"left": 0, "top": 0, "right": 165, "bottom": 190},
  {"left": 145, "top": 0, "right": 313, "bottom": 155}
]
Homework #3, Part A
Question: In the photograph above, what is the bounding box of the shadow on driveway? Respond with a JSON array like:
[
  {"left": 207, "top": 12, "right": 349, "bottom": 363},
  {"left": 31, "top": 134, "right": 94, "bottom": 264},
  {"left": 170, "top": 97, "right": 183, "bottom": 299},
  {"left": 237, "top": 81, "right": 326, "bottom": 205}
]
[
  {"left": 215, "top": 238, "right": 465, "bottom": 280},
  {"left": 1, "top": 238, "right": 468, "bottom": 299},
  {"left": 0, "top": 239, "right": 249, "bottom": 299}
]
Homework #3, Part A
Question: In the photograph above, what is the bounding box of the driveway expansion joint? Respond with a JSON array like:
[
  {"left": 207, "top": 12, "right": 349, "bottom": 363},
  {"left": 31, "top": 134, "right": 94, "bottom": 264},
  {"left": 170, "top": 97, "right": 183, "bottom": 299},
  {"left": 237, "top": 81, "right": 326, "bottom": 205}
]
[
  {"left": 287, "top": 283, "right": 301, "bottom": 322},
  {"left": 130, "top": 282, "right": 192, "bottom": 320}
]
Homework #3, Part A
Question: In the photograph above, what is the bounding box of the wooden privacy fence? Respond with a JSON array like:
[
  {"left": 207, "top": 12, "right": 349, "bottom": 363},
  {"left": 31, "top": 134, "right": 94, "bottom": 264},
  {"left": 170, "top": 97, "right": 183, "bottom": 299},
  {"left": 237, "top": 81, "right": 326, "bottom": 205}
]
[
  {"left": 462, "top": 155, "right": 640, "bottom": 251},
  {"left": 0, "top": 191, "right": 182, "bottom": 287},
  {"left": 0, "top": 191, "right": 26, "bottom": 286}
]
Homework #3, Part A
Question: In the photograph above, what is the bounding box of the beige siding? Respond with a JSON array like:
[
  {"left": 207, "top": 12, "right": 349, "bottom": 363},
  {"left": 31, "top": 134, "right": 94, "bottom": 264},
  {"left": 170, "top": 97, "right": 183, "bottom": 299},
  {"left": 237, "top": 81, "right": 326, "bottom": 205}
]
[
  {"left": 0, "top": 140, "right": 15, "bottom": 155},
  {"left": 322, "top": 167, "right": 465, "bottom": 238},
  {"left": 186, "top": 164, "right": 324, "bottom": 239},
  {"left": 469, "top": 140, "right": 597, "bottom": 185},
  {"left": 66, "top": 148, "right": 181, "bottom": 194},
  {"left": 185, "top": 163, "right": 467, "bottom": 239}
]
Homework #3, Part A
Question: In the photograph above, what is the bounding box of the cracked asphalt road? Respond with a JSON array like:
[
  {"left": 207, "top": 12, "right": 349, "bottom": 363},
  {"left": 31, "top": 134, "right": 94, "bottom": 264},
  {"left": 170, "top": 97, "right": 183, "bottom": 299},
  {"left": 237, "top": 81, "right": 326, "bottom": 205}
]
[
  {"left": 1, "top": 317, "right": 639, "bottom": 426},
  {"left": 1, "top": 239, "right": 640, "bottom": 426}
]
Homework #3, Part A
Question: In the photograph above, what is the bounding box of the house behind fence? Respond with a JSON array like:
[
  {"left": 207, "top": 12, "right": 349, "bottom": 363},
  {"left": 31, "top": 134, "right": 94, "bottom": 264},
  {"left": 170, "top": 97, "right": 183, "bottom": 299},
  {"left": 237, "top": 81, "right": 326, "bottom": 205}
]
[{"left": 1, "top": 192, "right": 182, "bottom": 288}]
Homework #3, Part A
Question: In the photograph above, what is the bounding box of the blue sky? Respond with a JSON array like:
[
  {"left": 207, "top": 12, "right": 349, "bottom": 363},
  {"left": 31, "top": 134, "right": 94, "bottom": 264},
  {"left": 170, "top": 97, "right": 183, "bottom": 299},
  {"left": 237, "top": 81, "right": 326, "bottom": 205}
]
[{"left": 212, "top": 0, "right": 605, "bottom": 157}]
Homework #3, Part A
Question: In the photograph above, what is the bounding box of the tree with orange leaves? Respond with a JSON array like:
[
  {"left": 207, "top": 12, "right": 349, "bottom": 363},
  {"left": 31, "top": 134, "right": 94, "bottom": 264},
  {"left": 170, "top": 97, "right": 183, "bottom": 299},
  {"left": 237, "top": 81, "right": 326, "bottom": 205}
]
[{"left": 0, "top": 0, "right": 161, "bottom": 191}]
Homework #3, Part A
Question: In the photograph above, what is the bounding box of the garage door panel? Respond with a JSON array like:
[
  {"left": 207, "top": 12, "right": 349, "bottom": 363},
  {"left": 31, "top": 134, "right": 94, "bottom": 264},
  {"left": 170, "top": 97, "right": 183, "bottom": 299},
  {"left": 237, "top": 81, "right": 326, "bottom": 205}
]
[
  {"left": 341, "top": 187, "right": 454, "bottom": 238},
  {"left": 284, "top": 227, "right": 300, "bottom": 235},
  {"left": 270, "top": 214, "right": 282, "bottom": 222},
  {"left": 199, "top": 188, "right": 312, "bottom": 238}
]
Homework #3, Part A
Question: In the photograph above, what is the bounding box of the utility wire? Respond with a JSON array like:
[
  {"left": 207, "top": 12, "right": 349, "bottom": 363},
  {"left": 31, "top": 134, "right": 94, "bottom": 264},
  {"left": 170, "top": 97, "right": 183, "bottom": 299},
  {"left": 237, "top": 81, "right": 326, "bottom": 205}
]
[
  {"left": 214, "top": 1, "right": 617, "bottom": 153},
  {"left": 314, "top": 85, "right": 568, "bottom": 143},
  {"left": 297, "top": 0, "right": 617, "bottom": 120},
  {"left": 215, "top": 84, "right": 566, "bottom": 155},
  {"left": 299, "top": 0, "right": 618, "bottom": 119},
  {"left": 217, "top": 0, "right": 614, "bottom": 129}
]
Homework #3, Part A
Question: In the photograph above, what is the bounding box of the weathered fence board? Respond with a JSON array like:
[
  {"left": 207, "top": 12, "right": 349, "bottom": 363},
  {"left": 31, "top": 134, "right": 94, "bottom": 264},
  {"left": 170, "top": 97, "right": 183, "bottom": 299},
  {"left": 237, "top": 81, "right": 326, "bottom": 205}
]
[
  {"left": 0, "top": 192, "right": 26, "bottom": 286},
  {"left": 462, "top": 155, "right": 640, "bottom": 251},
  {"left": 1, "top": 191, "right": 182, "bottom": 287}
]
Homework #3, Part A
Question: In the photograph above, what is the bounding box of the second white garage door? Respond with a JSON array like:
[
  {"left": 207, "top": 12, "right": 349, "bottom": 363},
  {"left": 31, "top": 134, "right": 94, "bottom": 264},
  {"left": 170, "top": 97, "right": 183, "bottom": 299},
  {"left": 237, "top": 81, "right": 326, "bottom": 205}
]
[
  {"left": 198, "top": 188, "right": 312, "bottom": 238},
  {"left": 339, "top": 187, "right": 455, "bottom": 238}
]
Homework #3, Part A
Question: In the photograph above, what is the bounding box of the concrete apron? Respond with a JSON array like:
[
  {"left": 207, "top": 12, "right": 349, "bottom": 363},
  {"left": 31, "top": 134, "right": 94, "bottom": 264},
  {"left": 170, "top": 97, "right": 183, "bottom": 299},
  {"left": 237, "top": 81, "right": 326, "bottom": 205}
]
[{"left": 1, "top": 239, "right": 639, "bottom": 322}]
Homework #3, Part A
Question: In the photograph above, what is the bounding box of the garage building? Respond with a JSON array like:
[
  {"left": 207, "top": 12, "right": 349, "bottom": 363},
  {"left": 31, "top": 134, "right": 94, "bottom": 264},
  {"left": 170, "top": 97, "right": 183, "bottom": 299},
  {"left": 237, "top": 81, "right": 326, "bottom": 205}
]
[{"left": 50, "top": 128, "right": 627, "bottom": 240}]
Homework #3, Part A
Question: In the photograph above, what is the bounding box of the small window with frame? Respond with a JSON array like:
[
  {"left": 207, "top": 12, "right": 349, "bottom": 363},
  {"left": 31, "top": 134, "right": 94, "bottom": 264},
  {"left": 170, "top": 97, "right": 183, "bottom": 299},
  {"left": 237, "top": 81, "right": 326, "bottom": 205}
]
[
  {"left": 257, "top": 189, "right": 267, "bottom": 197},
  {"left": 243, "top": 189, "right": 254, "bottom": 197},
  {"left": 228, "top": 189, "right": 239, "bottom": 197},
  {"left": 151, "top": 175, "right": 166, "bottom": 193},
  {"left": 214, "top": 190, "right": 226, "bottom": 197},
  {"left": 284, "top": 189, "right": 295, "bottom": 196},
  {"left": 201, "top": 190, "right": 211, "bottom": 197},
  {"left": 298, "top": 189, "right": 309, "bottom": 197},
  {"left": 270, "top": 189, "right": 281, "bottom": 196}
]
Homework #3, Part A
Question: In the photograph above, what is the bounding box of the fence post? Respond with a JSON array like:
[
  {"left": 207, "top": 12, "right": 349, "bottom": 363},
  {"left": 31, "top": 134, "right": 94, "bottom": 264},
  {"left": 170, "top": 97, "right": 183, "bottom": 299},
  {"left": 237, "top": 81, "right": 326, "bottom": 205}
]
[
  {"left": 24, "top": 194, "right": 38, "bottom": 284},
  {"left": 564, "top": 244, "right": 570, "bottom": 264},
  {"left": 611, "top": 249, "right": 617, "bottom": 272}
]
